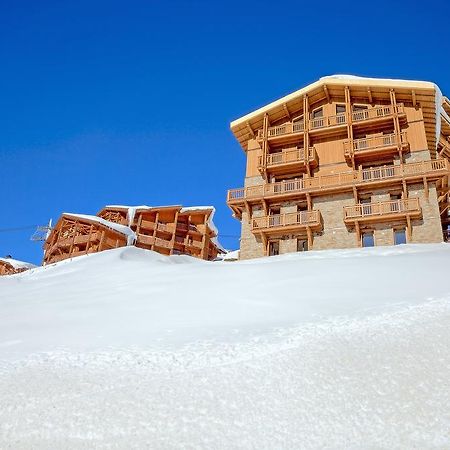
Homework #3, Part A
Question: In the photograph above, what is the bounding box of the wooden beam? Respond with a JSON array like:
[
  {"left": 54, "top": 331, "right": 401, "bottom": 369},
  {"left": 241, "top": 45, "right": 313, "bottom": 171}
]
[
  {"left": 367, "top": 87, "right": 373, "bottom": 104},
  {"left": 283, "top": 103, "right": 291, "bottom": 120},
  {"left": 412, "top": 90, "right": 417, "bottom": 107},
  {"left": 246, "top": 121, "right": 255, "bottom": 139},
  {"left": 323, "top": 85, "right": 330, "bottom": 103}
]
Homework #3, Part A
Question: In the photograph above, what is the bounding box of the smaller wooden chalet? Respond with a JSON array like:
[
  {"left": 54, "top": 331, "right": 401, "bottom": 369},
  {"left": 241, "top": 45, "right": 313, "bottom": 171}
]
[
  {"left": 0, "top": 257, "right": 36, "bottom": 276},
  {"left": 43, "top": 213, "right": 135, "bottom": 265},
  {"left": 97, "top": 205, "right": 224, "bottom": 260}
]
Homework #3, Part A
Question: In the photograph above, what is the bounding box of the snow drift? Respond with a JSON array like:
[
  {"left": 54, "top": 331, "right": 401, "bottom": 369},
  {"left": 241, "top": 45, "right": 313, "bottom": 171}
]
[{"left": 1, "top": 244, "right": 450, "bottom": 448}]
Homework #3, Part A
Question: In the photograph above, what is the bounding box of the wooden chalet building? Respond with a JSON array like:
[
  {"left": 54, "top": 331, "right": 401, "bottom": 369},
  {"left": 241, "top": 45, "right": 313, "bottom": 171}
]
[
  {"left": 43, "top": 205, "right": 223, "bottom": 265},
  {"left": 98, "top": 205, "right": 222, "bottom": 260},
  {"left": 0, "top": 257, "right": 36, "bottom": 276},
  {"left": 227, "top": 75, "right": 450, "bottom": 259},
  {"left": 43, "top": 213, "right": 135, "bottom": 265}
]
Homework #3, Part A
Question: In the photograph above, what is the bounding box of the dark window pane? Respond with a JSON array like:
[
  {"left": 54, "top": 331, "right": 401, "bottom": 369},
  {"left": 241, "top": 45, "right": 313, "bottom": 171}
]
[
  {"left": 362, "top": 233, "right": 374, "bottom": 247},
  {"left": 394, "top": 230, "right": 406, "bottom": 245}
]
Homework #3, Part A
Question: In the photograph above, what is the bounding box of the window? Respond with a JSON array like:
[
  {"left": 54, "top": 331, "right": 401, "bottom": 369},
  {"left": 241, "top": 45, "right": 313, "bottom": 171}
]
[
  {"left": 360, "top": 197, "right": 372, "bottom": 216},
  {"left": 336, "top": 104, "right": 346, "bottom": 114},
  {"left": 297, "top": 239, "right": 308, "bottom": 252},
  {"left": 390, "top": 193, "right": 402, "bottom": 212},
  {"left": 353, "top": 104, "right": 368, "bottom": 111},
  {"left": 362, "top": 232, "right": 374, "bottom": 247},
  {"left": 269, "top": 241, "right": 280, "bottom": 256},
  {"left": 394, "top": 229, "right": 407, "bottom": 245},
  {"left": 312, "top": 107, "right": 323, "bottom": 119}
]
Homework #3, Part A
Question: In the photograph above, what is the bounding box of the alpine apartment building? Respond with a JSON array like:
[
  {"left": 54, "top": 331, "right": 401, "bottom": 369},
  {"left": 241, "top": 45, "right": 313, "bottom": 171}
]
[{"left": 227, "top": 75, "right": 450, "bottom": 259}]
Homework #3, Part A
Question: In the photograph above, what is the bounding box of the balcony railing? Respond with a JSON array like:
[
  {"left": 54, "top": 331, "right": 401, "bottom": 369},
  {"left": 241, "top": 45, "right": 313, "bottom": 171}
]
[
  {"left": 252, "top": 210, "right": 321, "bottom": 231},
  {"left": 258, "top": 147, "right": 316, "bottom": 169},
  {"left": 258, "top": 121, "right": 304, "bottom": 139},
  {"left": 227, "top": 159, "right": 449, "bottom": 204},
  {"left": 343, "top": 198, "right": 421, "bottom": 221},
  {"left": 352, "top": 104, "right": 404, "bottom": 123},
  {"left": 344, "top": 132, "right": 408, "bottom": 157},
  {"left": 254, "top": 104, "right": 406, "bottom": 140},
  {"left": 309, "top": 113, "right": 347, "bottom": 130}
]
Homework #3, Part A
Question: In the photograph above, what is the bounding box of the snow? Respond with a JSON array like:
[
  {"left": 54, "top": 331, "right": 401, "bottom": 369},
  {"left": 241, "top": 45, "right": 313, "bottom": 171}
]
[
  {"left": 0, "top": 257, "right": 36, "bottom": 270},
  {"left": 1, "top": 243, "right": 450, "bottom": 447},
  {"left": 64, "top": 213, "right": 136, "bottom": 245}
]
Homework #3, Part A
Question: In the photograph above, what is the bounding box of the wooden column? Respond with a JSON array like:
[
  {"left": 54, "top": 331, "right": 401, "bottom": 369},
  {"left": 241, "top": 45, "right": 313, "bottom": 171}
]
[
  {"left": 345, "top": 86, "right": 354, "bottom": 169},
  {"left": 262, "top": 113, "right": 269, "bottom": 181},
  {"left": 355, "top": 221, "right": 361, "bottom": 247},
  {"left": 170, "top": 210, "right": 179, "bottom": 255},
  {"left": 303, "top": 95, "right": 310, "bottom": 176},
  {"left": 307, "top": 227, "right": 313, "bottom": 249},
  {"left": 390, "top": 89, "right": 403, "bottom": 159}
]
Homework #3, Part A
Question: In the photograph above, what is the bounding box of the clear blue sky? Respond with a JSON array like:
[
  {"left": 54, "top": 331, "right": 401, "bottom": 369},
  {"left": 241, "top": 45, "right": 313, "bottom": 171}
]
[{"left": 2, "top": 0, "right": 449, "bottom": 264}]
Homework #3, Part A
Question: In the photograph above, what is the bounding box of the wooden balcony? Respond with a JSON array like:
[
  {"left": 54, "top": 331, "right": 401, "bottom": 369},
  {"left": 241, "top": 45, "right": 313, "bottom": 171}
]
[
  {"left": 136, "top": 234, "right": 172, "bottom": 248},
  {"left": 343, "top": 198, "right": 421, "bottom": 224},
  {"left": 251, "top": 210, "right": 322, "bottom": 234},
  {"left": 258, "top": 147, "right": 318, "bottom": 175},
  {"left": 309, "top": 113, "right": 347, "bottom": 131},
  {"left": 227, "top": 159, "right": 449, "bottom": 209},
  {"left": 344, "top": 132, "right": 409, "bottom": 162},
  {"left": 352, "top": 104, "right": 405, "bottom": 124},
  {"left": 257, "top": 121, "right": 304, "bottom": 142}
]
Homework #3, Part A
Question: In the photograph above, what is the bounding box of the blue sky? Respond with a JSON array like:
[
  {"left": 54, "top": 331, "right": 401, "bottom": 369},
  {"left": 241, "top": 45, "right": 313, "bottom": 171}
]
[{"left": 2, "top": 0, "right": 449, "bottom": 264}]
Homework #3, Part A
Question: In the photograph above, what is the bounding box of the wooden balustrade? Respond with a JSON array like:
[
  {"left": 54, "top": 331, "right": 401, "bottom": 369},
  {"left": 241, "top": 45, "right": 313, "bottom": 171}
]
[
  {"left": 255, "top": 104, "right": 405, "bottom": 140},
  {"left": 258, "top": 147, "right": 316, "bottom": 168},
  {"left": 352, "top": 104, "right": 404, "bottom": 122},
  {"left": 343, "top": 198, "right": 421, "bottom": 221},
  {"left": 309, "top": 113, "right": 347, "bottom": 130},
  {"left": 344, "top": 132, "right": 407, "bottom": 155},
  {"left": 185, "top": 238, "right": 203, "bottom": 249},
  {"left": 227, "top": 159, "right": 449, "bottom": 205},
  {"left": 258, "top": 121, "right": 304, "bottom": 139},
  {"left": 252, "top": 210, "right": 321, "bottom": 231}
]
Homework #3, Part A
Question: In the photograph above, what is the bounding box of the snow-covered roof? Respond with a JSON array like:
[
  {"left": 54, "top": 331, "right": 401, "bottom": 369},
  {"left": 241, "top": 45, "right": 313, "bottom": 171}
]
[
  {"left": 63, "top": 213, "right": 136, "bottom": 245},
  {"left": 230, "top": 74, "right": 442, "bottom": 151},
  {"left": 231, "top": 74, "right": 437, "bottom": 129},
  {"left": 0, "top": 257, "right": 36, "bottom": 270}
]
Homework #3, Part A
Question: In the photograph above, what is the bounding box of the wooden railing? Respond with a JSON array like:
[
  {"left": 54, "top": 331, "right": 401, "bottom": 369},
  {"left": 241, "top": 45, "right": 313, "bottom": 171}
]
[
  {"left": 309, "top": 113, "right": 347, "bottom": 130},
  {"left": 259, "top": 147, "right": 316, "bottom": 168},
  {"left": 184, "top": 238, "right": 203, "bottom": 249},
  {"left": 352, "top": 104, "right": 404, "bottom": 122},
  {"left": 257, "top": 121, "right": 305, "bottom": 139},
  {"left": 227, "top": 159, "right": 448, "bottom": 204},
  {"left": 343, "top": 198, "right": 420, "bottom": 220},
  {"left": 156, "top": 222, "right": 174, "bottom": 233},
  {"left": 344, "top": 132, "right": 408, "bottom": 156},
  {"left": 252, "top": 210, "right": 320, "bottom": 230}
]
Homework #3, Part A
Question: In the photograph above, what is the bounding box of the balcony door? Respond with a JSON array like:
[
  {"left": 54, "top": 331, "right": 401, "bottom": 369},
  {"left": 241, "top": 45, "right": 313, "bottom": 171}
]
[{"left": 268, "top": 241, "right": 280, "bottom": 256}]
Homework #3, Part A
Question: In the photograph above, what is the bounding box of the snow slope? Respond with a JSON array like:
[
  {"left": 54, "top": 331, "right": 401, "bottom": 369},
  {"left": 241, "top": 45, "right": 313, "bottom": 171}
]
[{"left": 1, "top": 244, "right": 450, "bottom": 448}]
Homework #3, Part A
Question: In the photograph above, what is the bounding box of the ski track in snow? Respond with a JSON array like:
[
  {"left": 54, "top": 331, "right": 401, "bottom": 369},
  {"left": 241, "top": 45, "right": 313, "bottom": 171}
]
[{"left": 1, "top": 244, "right": 450, "bottom": 448}]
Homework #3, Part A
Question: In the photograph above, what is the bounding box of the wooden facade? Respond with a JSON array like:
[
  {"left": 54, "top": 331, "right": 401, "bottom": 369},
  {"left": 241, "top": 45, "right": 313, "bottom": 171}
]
[
  {"left": 0, "top": 258, "right": 34, "bottom": 276},
  {"left": 43, "top": 205, "right": 223, "bottom": 265},
  {"left": 227, "top": 75, "right": 450, "bottom": 258},
  {"left": 43, "top": 213, "right": 131, "bottom": 265},
  {"left": 98, "top": 205, "right": 222, "bottom": 260}
]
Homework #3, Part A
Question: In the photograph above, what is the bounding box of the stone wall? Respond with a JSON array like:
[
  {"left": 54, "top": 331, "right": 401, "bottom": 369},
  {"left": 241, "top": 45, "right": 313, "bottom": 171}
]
[
  {"left": 312, "top": 193, "right": 357, "bottom": 250},
  {"left": 409, "top": 183, "right": 443, "bottom": 244},
  {"left": 239, "top": 208, "right": 265, "bottom": 260}
]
